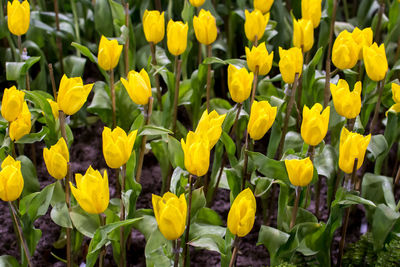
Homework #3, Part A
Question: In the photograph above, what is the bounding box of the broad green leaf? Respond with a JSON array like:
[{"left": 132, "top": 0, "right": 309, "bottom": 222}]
[
  {"left": 372, "top": 204, "right": 400, "bottom": 250},
  {"left": 367, "top": 134, "right": 388, "bottom": 160},
  {"left": 15, "top": 126, "right": 48, "bottom": 144},
  {"left": 196, "top": 207, "right": 223, "bottom": 226},
  {"left": 17, "top": 155, "right": 40, "bottom": 197},
  {"left": 257, "top": 225, "right": 289, "bottom": 265},
  {"left": 6, "top": 57, "right": 40, "bottom": 81},
  {"left": 139, "top": 125, "right": 173, "bottom": 136},
  {"left": 362, "top": 173, "right": 396, "bottom": 216},
  {"left": 50, "top": 202, "right": 72, "bottom": 228},
  {"left": 94, "top": 0, "right": 113, "bottom": 36},
  {"left": 69, "top": 206, "right": 100, "bottom": 238},
  {"left": 248, "top": 151, "right": 290, "bottom": 184},
  {"left": 0, "top": 255, "right": 19, "bottom": 267}
]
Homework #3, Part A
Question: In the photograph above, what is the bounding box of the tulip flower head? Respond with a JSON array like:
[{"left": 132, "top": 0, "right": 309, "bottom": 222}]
[
  {"left": 278, "top": 47, "right": 303, "bottom": 84},
  {"left": 253, "top": 0, "right": 274, "bottom": 14},
  {"left": 293, "top": 18, "right": 314, "bottom": 52},
  {"left": 363, "top": 43, "right": 388, "bottom": 82},
  {"left": 301, "top": 103, "right": 330, "bottom": 146},
  {"left": 57, "top": 75, "right": 93, "bottom": 115},
  {"left": 152, "top": 192, "right": 187, "bottom": 240},
  {"left": 0, "top": 156, "right": 24, "bottom": 202},
  {"left": 189, "top": 0, "right": 206, "bottom": 7},
  {"left": 46, "top": 99, "right": 59, "bottom": 120},
  {"left": 248, "top": 100, "right": 277, "bottom": 140},
  {"left": 121, "top": 69, "right": 152, "bottom": 105},
  {"left": 181, "top": 131, "right": 210, "bottom": 177},
  {"left": 339, "top": 128, "right": 371, "bottom": 174},
  {"left": 97, "top": 35, "right": 123, "bottom": 71},
  {"left": 102, "top": 127, "right": 137, "bottom": 169},
  {"left": 244, "top": 9, "right": 269, "bottom": 42},
  {"left": 387, "top": 104, "right": 400, "bottom": 115},
  {"left": 285, "top": 157, "right": 314, "bottom": 187},
  {"left": 227, "top": 64, "right": 254, "bottom": 103},
  {"left": 245, "top": 42, "right": 274, "bottom": 75},
  {"left": 7, "top": 0, "right": 30, "bottom": 36},
  {"left": 227, "top": 188, "right": 256, "bottom": 237},
  {"left": 330, "top": 80, "right": 362, "bottom": 119},
  {"left": 351, "top": 27, "right": 373, "bottom": 60},
  {"left": 43, "top": 137, "right": 69, "bottom": 180},
  {"left": 167, "top": 20, "right": 188, "bottom": 56},
  {"left": 1, "top": 86, "right": 25, "bottom": 122},
  {"left": 10, "top": 102, "right": 31, "bottom": 141},
  {"left": 301, "top": 0, "right": 322, "bottom": 28},
  {"left": 392, "top": 83, "right": 400, "bottom": 104},
  {"left": 332, "top": 30, "right": 360, "bottom": 70},
  {"left": 143, "top": 10, "right": 165, "bottom": 44},
  {"left": 195, "top": 110, "right": 226, "bottom": 149},
  {"left": 193, "top": 9, "right": 218, "bottom": 45}
]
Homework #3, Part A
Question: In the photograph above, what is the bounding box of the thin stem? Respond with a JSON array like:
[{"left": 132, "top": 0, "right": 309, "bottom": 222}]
[
  {"left": 8, "top": 122, "right": 16, "bottom": 158},
  {"left": 374, "top": 1, "right": 385, "bottom": 44},
  {"left": 124, "top": 3, "right": 130, "bottom": 77},
  {"left": 206, "top": 45, "right": 212, "bottom": 112},
  {"left": 394, "top": 165, "right": 400, "bottom": 186},
  {"left": 369, "top": 79, "right": 385, "bottom": 134},
  {"left": 120, "top": 165, "right": 126, "bottom": 267},
  {"left": 99, "top": 214, "right": 106, "bottom": 267},
  {"left": 17, "top": 35, "right": 22, "bottom": 61},
  {"left": 155, "top": 0, "right": 161, "bottom": 11},
  {"left": 182, "top": 174, "right": 194, "bottom": 267},
  {"left": 228, "top": 236, "right": 239, "bottom": 267},
  {"left": 49, "top": 64, "right": 58, "bottom": 101},
  {"left": 172, "top": 57, "right": 182, "bottom": 133},
  {"left": 173, "top": 239, "right": 181, "bottom": 267},
  {"left": 290, "top": 187, "right": 302, "bottom": 229},
  {"left": 70, "top": 0, "right": 81, "bottom": 57},
  {"left": 110, "top": 69, "right": 116, "bottom": 129},
  {"left": 304, "top": 146, "right": 315, "bottom": 209},
  {"left": 250, "top": 66, "right": 259, "bottom": 107},
  {"left": 54, "top": 0, "right": 64, "bottom": 73},
  {"left": 253, "top": 35, "right": 258, "bottom": 48},
  {"left": 242, "top": 133, "right": 249, "bottom": 190},
  {"left": 150, "top": 42, "right": 163, "bottom": 110},
  {"left": 198, "top": 43, "right": 202, "bottom": 66}
]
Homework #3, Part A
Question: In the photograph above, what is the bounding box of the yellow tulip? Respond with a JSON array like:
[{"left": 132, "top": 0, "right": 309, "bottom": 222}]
[
  {"left": 330, "top": 80, "right": 362, "bottom": 119},
  {"left": 43, "top": 137, "right": 69, "bottom": 180},
  {"left": 301, "top": 0, "right": 322, "bottom": 28},
  {"left": 363, "top": 43, "right": 388, "bottom": 82},
  {"left": 9, "top": 102, "right": 31, "bottom": 141},
  {"left": 247, "top": 100, "right": 277, "bottom": 140},
  {"left": 278, "top": 47, "right": 303, "bottom": 84},
  {"left": 392, "top": 83, "right": 400, "bottom": 103},
  {"left": 70, "top": 166, "right": 109, "bottom": 214},
  {"left": 244, "top": 9, "right": 269, "bottom": 42},
  {"left": 167, "top": 20, "right": 188, "bottom": 56},
  {"left": 387, "top": 104, "right": 400, "bottom": 115},
  {"left": 1, "top": 86, "right": 25, "bottom": 122},
  {"left": 181, "top": 131, "right": 210, "bottom": 177},
  {"left": 195, "top": 110, "right": 226, "bottom": 149},
  {"left": 193, "top": 9, "right": 218, "bottom": 45},
  {"left": 253, "top": 0, "right": 274, "bottom": 14},
  {"left": 227, "top": 64, "right": 254, "bottom": 103},
  {"left": 332, "top": 30, "right": 360, "bottom": 70},
  {"left": 285, "top": 157, "right": 313, "bottom": 187},
  {"left": 46, "top": 99, "right": 59, "bottom": 120},
  {"left": 121, "top": 69, "right": 152, "bottom": 105},
  {"left": 143, "top": 10, "right": 165, "bottom": 44},
  {"left": 0, "top": 156, "right": 24, "bottom": 202},
  {"left": 102, "top": 127, "right": 137, "bottom": 169},
  {"left": 293, "top": 18, "right": 314, "bottom": 52},
  {"left": 245, "top": 42, "right": 274, "bottom": 75},
  {"left": 301, "top": 103, "right": 330, "bottom": 146},
  {"left": 339, "top": 127, "right": 371, "bottom": 174},
  {"left": 152, "top": 192, "right": 187, "bottom": 240},
  {"left": 97, "top": 35, "right": 123, "bottom": 71},
  {"left": 57, "top": 74, "right": 94, "bottom": 115},
  {"left": 7, "top": 0, "right": 30, "bottom": 36},
  {"left": 189, "top": 0, "right": 206, "bottom": 7},
  {"left": 227, "top": 188, "right": 256, "bottom": 237},
  {"left": 352, "top": 27, "right": 373, "bottom": 60}
]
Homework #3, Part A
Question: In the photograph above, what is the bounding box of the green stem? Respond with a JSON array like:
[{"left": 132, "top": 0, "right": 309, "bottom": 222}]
[
  {"left": 228, "top": 236, "right": 239, "bottom": 267},
  {"left": 290, "top": 186, "right": 301, "bottom": 229},
  {"left": 369, "top": 79, "right": 385, "bottom": 134},
  {"left": 120, "top": 165, "right": 126, "bottom": 267},
  {"left": 172, "top": 57, "right": 182, "bottom": 133},
  {"left": 150, "top": 42, "right": 163, "bottom": 110},
  {"left": 206, "top": 45, "right": 212, "bottom": 112},
  {"left": 136, "top": 97, "right": 153, "bottom": 183},
  {"left": 173, "top": 238, "right": 181, "bottom": 267},
  {"left": 110, "top": 69, "right": 116, "bottom": 129},
  {"left": 99, "top": 214, "right": 106, "bottom": 267},
  {"left": 182, "top": 174, "right": 193, "bottom": 267}
]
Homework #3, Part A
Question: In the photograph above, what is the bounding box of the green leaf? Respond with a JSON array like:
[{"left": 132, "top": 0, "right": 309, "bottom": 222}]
[
  {"left": 139, "top": 125, "right": 173, "bottom": 136},
  {"left": 190, "top": 187, "right": 206, "bottom": 218},
  {"left": 196, "top": 207, "right": 223, "bottom": 226},
  {"left": 94, "top": 0, "right": 113, "bottom": 36},
  {"left": 20, "top": 183, "right": 55, "bottom": 222},
  {"left": 50, "top": 202, "right": 72, "bottom": 228},
  {"left": 71, "top": 42, "right": 97, "bottom": 63},
  {"left": 17, "top": 155, "right": 40, "bottom": 197},
  {"left": 87, "top": 81, "right": 112, "bottom": 126},
  {"left": 362, "top": 173, "right": 396, "bottom": 214},
  {"left": 69, "top": 206, "right": 100, "bottom": 238},
  {"left": 6, "top": 57, "right": 40, "bottom": 81},
  {"left": 257, "top": 225, "right": 290, "bottom": 265},
  {"left": 248, "top": 151, "right": 290, "bottom": 184},
  {"left": 15, "top": 126, "right": 48, "bottom": 144},
  {"left": 367, "top": 134, "right": 388, "bottom": 160},
  {"left": 220, "top": 131, "right": 236, "bottom": 156},
  {"left": 62, "top": 55, "right": 87, "bottom": 77},
  {"left": 168, "top": 135, "right": 184, "bottom": 169},
  {"left": 144, "top": 228, "right": 172, "bottom": 267},
  {"left": 372, "top": 204, "right": 400, "bottom": 250},
  {"left": 0, "top": 255, "right": 19, "bottom": 267},
  {"left": 332, "top": 187, "right": 376, "bottom": 208}
]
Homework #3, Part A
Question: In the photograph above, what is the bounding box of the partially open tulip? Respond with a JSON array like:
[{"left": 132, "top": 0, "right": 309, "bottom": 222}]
[
  {"left": 167, "top": 20, "right": 188, "bottom": 56},
  {"left": 392, "top": 83, "right": 400, "bottom": 104},
  {"left": 121, "top": 69, "right": 152, "bottom": 105},
  {"left": 143, "top": 10, "right": 165, "bottom": 44},
  {"left": 332, "top": 30, "right": 360, "bottom": 70},
  {"left": 278, "top": 47, "right": 303, "bottom": 84},
  {"left": 57, "top": 75, "right": 93, "bottom": 115},
  {"left": 193, "top": 9, "right": 218, "bottom": 45},
  {"left": 339, "top": 128, "right": 371, "bottom": 174},
  {"left": 254, "top": 0, "right": 274, "bottom": 13},
  {"left": 330, "top": 80, "right": 362, "bottom": 119},
  {"left": 301, "top": 0, "right": 322, "bottom": 28},
  {"left": 7, "top": 0, "right": 30, "bottom": 36},
  {"left": 102, "top": 127, "right": 137, "bottom": 169},
  {"left": 227, "top": 188, "right": 256, "bottom": 237},
  {"left": 43, "top": 137, "right": 69, "bottom": 180},
  {"left": 152, "top": 192, "right": 187, "bottom": 240},
  {"left": 195, "top": 110, "right": 226, "bottom": 149},
  {"left": 70, "top": 167, "right": 109, "bottom": 214},
  {"left": 245, "top": 42, "right": 274, "bottom": 75},
  {"left": 0, "top": 156, "right": 24, "bottom": 202},
  {"left": 46, "top": 99, "right": 59, "bottom": 120},
  {"left": 248, "top": 100, "right": 277, "bottom": 140},
  {"left": 293, "top": 18, "right": 314, "bottom": 52},
  {"left": 1, "top": 86, "right": 25, "bottom": 122},
  {"left": 227, "top": 65, "right": 254, "bottom": 103},
  {"left": 285, "top": 157, "right": 313, "bottom": 187},
  {"left": 189, "top": 0, "right": 205, "bottom": 7},
  {"left": 10, "top": 102, "right": 31, "bottom": 141},
  {"left": 97, "top": 35, "right": 123, "bottom": 71},
  {"left": 244, "top": 9, "right": 269, "bottom": 42},
  {"left": 351, "top": 27, "right": 373, "bottom": 60},
  {"left": 363, "top": 43, "right": 388, "bottom": 82},
  {"left": 301, "top": 103, "right": 330, "bottom": 146},
  {"left": 181, "top": 131, "right": 210, "bottom": 177}
]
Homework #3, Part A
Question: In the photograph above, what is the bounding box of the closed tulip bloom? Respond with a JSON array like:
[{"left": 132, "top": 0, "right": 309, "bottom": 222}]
[
  {"left": 301, "top": 103, "right": 330, "bottom": 146},
  {"left": 278, "top": 47, "right": 303, "bottom": 84},
  {"left": 254, "top": 0, "right": 274, "bottom": 14},
  {"left": 363, "top": 43, "right": 388, "bottom": 82},
  {"left": 332, "top": 30, "right": 360, "bottom": 70},
  {"left": 10, "top": 102, "right": 31, "bottom": 141},
  {"left": 97, "top": 35, "right": 123, "bottom": 71},
  {"left": 244, "top": 9, "right": 269, "bottom": 42},
  {"left": 152, "top": 192, "right": 187, "bottom": 240},
  {"left": 293, "top": 18, "right": 314, "bottom": 52},
  {"left": 193, "top": 9, "right": 218, "bottom": 45},
  {"left": 352, "top": 27, "right": 373, "bottom": 60},
  {"left": 102, "top": 127, "right": 137, "bottom": 169},
  {"left": 247, "top": 100, "right": 277, "bottom": 140},
  {"left": 301, "top": 0, "right": 322, "bottom": 28},
  {"left": 57, "top": 75, "right": 93, "bottom": 115},
  {"left": 285, "top": 157, "right": 313, "bottom": 187},
  {"left": 0, "top": 156, "right": 24, "bottom": 202},
  {"left": 167, "top": 20, "right": 188, "bottom": 56},
  {"left": 195, "top": 110, "right": 226, "bottom": 149},
  {"left": 143, "top": 10, "right": 165, "bottom": 44},
  {"left": 392, "top": 83, "right": 400, "bottom": 103},
  {"left": 339, "top": 128, "right": 371, "bottom": 174},
  {"left": 227, "top": 188, "right": 256, "bottom": 237},
  {"left": 181, "top": 131, "right": 210, "bottom": 177},
  {"left": 43, "top": 137, "right": 69, "bottom": 180},
  {"left": 245, "top": 42, "right": 274, "bottom": 75},
  {"left": 47, "top": 99, "right": 59, "bottom": 119},
  {"left": 7, "top": 0, "right": 30, "bottom": 36},
  {"left": 189, "top": 0, "right": 206, "bottom": 7},
  {"left": 70, "top": 167, "right": 109, "bottom": 214},
  {"left": 227, "top": 65, "right": 254, "bottom": 103},
  {"left": 330, "top": 80, "right": 362, "bottom": 119},
  {"left": 121, "top": 69, "right": 152, "bottom": 105},
  {"left": 1, "top": 86, "right": 25, "bottom": 122}
]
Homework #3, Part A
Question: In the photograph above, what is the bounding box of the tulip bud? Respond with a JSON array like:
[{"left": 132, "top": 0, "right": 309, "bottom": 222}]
[
  {"left": 143, "top": 10, "right": 165, "bottom": 44},
  {"left": 330, "top": 80, "right": 362, "bottom": 119},
  {"left": 152, "top": 192, "right": 187, "bottom": 240},
  {"left": 227, "top": 188, "right": 256, "bottom": 237},
  {"left": 121, "top": 69, "right": 152, "bottom": 105},
  {"left": 247, "top": 100, "right": 277, "bottom": 140},
  {"left": 167, "top": 20, "right": 188, "bottom": 56},
  {"left": 1, "top": 86, "right": 25, "bottom": 122},
  {"left": 332, "top": 30, "right": 360, "bottom": 70},
  {"left": 245, "top": 42, "right": 274, "bottom": 75},
  {"left": 392, "top": 83, "right": 400, "bottom": 104},
  {"left": 285, "top": 157, "right": 314, "bottom": 187},
  {"left": 253, "top": 0, "right": 274, "bottom": 14},
  {"left": 0, "top": 156, "right": 24, "bottom": 202},
  {"left": 102, "top": 127, "right": 137, "bottom": 169},
  {"left": 193, "top": 9, "right": 218, "bottom": 45},
  {"left": 278, "top": 47, "right": 303, "bottom": 84},
  {"left": 97, "top": 35, "right": 123, "bottom": 71},
  {"left": 244, "top": 9, "right": 269, "bottom": 42},
  {"left": 351, "top": 27, "right": 373, "bottom": 60},
  {"left": 181, "top": 131, "right": 210, "bottom": 177},
  {"left": 7, "top": 0, "right": 30, "bottom": 36},
  {"left": 227, "top": 65, "right": 254, "bottom": 103},
  {"left": 301, "top": 0, "right": 322, "bottom": 28},
  {"left": 47, "top": 99, "right": 59, "bottom": 120},
  {"left": 301, "top": 103, "right": 330, "bottom": 146},
  {"left": 43, "top": 137, "right": 69, "bottom": 180},
  {"left": 293, "top": 18, "right": 314, "bottom": 52},
  {"left": 57, "top": 75, "right": 93, "bottom": 115},
  {"left": 10, "top": 102, "right": 31, "bottom": 141},
  {"left": 70, "top": 166, "right": 109, "bottom": 214},
  {"left": 189, "top": 0, "right": 206, "bottom": 7},
  {"left": 195, "top": 110, "right": 226, "bottom": 149},
  {"left": 339, "top": 128, "right": 371, "bottom": 174},
  {"left": 363, "top": 43, "right": 388, "bottom": 82}
]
